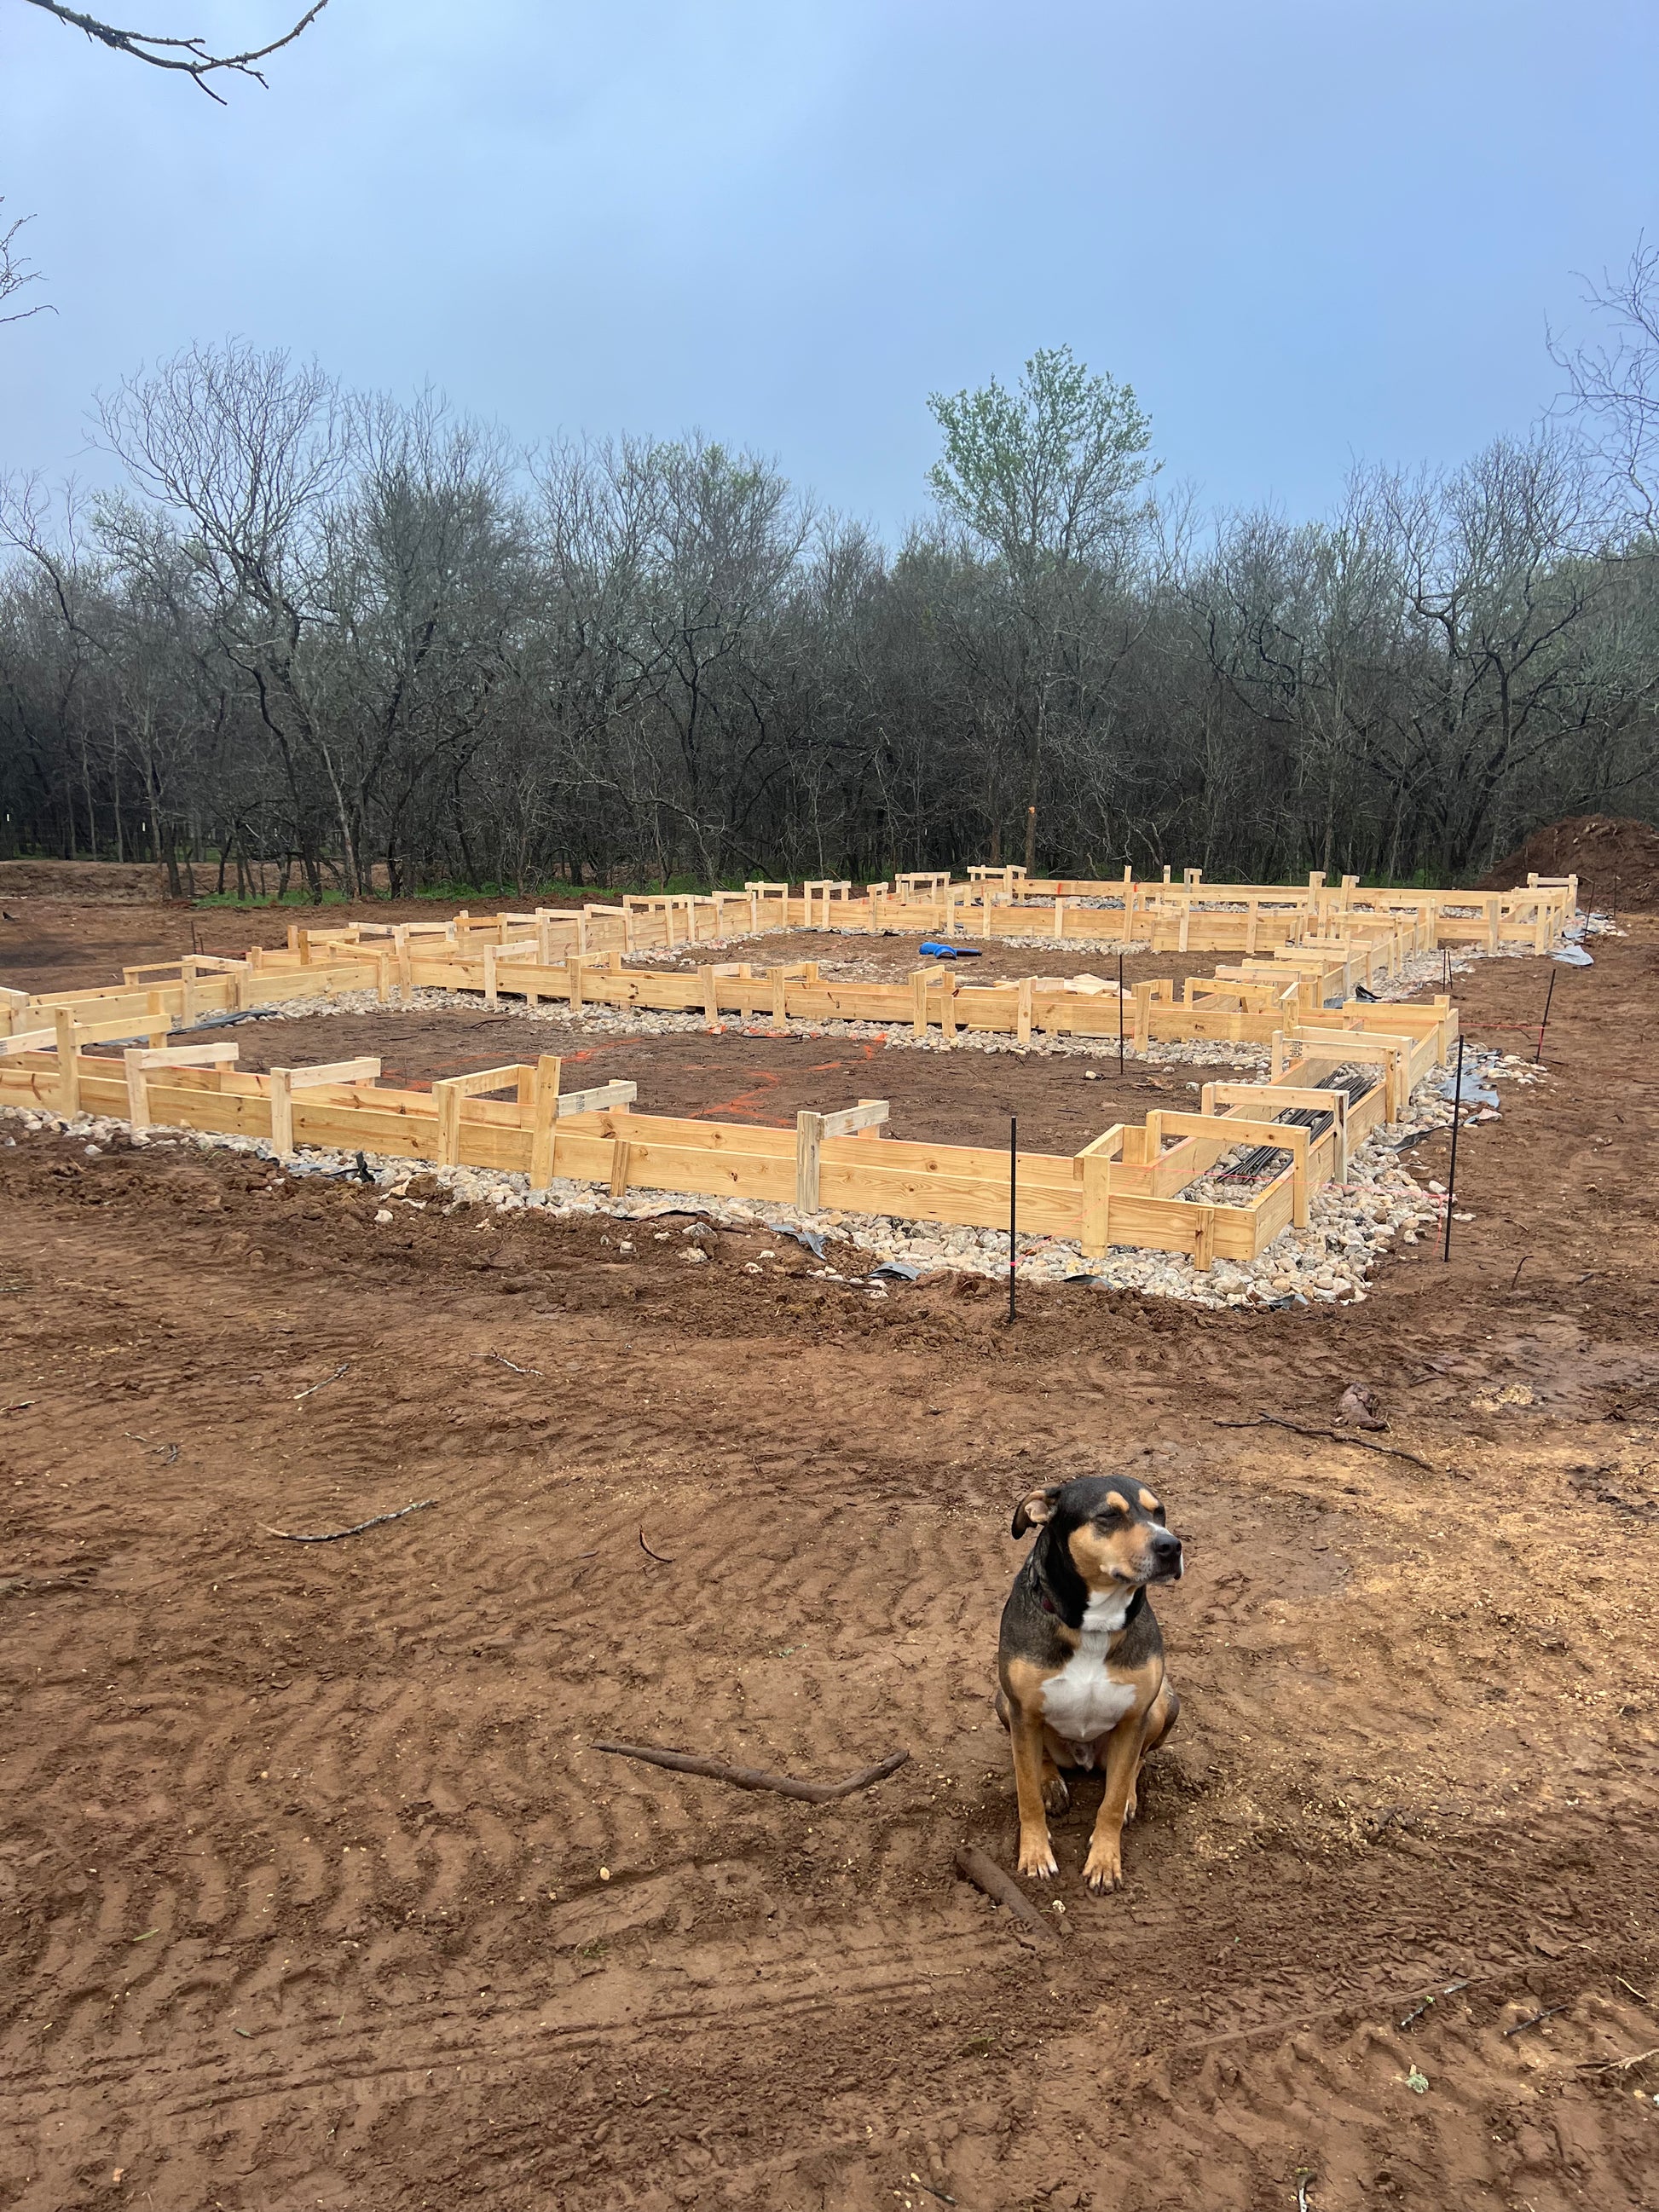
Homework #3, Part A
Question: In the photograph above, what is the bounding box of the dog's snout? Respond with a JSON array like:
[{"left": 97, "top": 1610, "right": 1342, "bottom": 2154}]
[{"left": 1151, "top": 1528, "right": 1183, "bottom": 1575}]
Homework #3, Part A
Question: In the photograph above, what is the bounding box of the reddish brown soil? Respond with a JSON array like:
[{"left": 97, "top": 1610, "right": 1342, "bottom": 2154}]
[
  {"left": 1478, "top": 814, "right": 1659, "bottom": 913},
  {"left": 1, "top": 916, "right": 1657, "bottom": 2211}
]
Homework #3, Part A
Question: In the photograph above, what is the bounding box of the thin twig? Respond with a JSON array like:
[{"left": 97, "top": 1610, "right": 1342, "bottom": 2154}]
[
  {"left": 1400, "top": 1974, "right": 1471, "bottom": 2029},
  {"left": 261, "top": 1499, "right": 434, "bottom": 1545},
  {"left": 1578, "top": 2044, "right": 1659, "bottom": 2073},
  {"left": 954, "top": 1844, "right": 1061, "bottom": 1947},
  {"left": 1616, "top": 1975, "right": 1650, "bottom": 2004},
  {"left": 595, "top": 1739, "right": 910, "bottom": 1805},
  {"left": 479, "top": 1351, "right": 542, "bottom": 1377},
  {"left": 293, "top": 1362, "right": 350, "bottom": 1402},
  {"left": 639, "top": 1528, "right": 675, "bottom": 1564},
  {"left": 1212, "top": 1415, "right": 1437, "bottom": 1471},
  {"left": 1505, "top": 2004, "right": 1569, "bottom": 2037}
]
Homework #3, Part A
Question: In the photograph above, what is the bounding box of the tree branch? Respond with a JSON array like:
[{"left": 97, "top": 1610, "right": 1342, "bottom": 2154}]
[{"left": 22, "top": 1, "right": 330, "bottom": 101}]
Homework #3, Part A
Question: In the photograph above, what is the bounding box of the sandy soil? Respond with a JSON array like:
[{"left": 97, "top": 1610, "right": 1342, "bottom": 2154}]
[{"left": 1, "top": 910, "right": 1656, "bottom": 2210}]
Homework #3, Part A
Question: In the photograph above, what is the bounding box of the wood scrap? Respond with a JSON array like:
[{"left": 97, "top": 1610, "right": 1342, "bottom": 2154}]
[
  {"left": 292, "top": 1362, "right": 350, "bottom": 1402},
  {"left": 953, "top": 1844, "right": 1062, "bottom": 1947},
  {"left": 639, "top": 1529, "right": 676, "bottom": 1564},
  {"left": 1212, "top": 1415, "right": 1437, "bottom": 1471},
  {"left": 594, "top": 1739, "right": 910, "bottom": 1804},
  {"left": 261, "top": 1499, "right": 435, "bottom": 1544}
]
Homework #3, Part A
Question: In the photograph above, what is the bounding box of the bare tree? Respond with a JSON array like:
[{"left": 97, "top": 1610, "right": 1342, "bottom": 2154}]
[
  {"left": 0, "top": 203, "right": 48, "bottom": 323},
  {"left": 20, "top": 1, "right": 329, "bottom": 101},
  {"left": 1550, "top": 237, "right": 1659, "bottom": 533}
]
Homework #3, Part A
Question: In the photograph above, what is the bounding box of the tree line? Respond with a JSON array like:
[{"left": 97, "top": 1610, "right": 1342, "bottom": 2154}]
[{"left": 3, "top": 326, "right": 1658, "bottom": 898}]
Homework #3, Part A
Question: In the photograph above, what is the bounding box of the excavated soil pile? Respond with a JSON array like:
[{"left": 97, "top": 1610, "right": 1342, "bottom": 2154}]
[
  {"left": 1478, "top": 813, "right": 1659, "bottom": 911},
  {"left": 0, "top": 859, "right": 165, "bottom": 904}
]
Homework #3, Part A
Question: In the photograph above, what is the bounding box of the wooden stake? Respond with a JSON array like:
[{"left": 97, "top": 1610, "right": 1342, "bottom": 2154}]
[
  {"left": 529, "top": 1055, "right": 562, "bottom": 1190},
  {"left": 54, "top": 1006, "right": 78, "bottom": 1114}
]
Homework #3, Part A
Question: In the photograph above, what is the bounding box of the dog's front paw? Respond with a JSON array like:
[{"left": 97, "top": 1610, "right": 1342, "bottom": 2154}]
[
  {"left": 1082, "top": 1838, "right": 1124, "bottom": 1893},
  {"left": 1016, "top": 1832, "right": 1058, "bottom": 1880},
  {"left": 1043, "top": 1774, "right": 1071, "bottom": 1815}
]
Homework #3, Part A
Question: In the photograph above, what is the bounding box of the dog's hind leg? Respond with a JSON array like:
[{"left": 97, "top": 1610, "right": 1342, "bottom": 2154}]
[
  {"left": 1040, "top": 1744, "right": 1070, "bottom": 1816},
  {"left": 1124, "top": 1682, "right": 1179, "bottom": 1824}
]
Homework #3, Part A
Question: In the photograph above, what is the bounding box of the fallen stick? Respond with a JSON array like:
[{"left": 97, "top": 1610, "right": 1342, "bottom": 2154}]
[
  {"left": 293, "top": 1362, "right": 350, "bottom": 1403},
  {"left": 480, "top": 1351, "right": 542, "bottom": 1377},
  {"left": 1578, "top": 2044, "right": 1659, "bottom": 2073},
  {"left": 1212, "top": 1416, "right": 1437, "bottom": 1472},
  {"left": 954, "top": 1844, "right": 1061, "bottom": 1946},
  {"left": 594, "top": 1739, "right": 910, "bottom": 1805},
  {"left": 639, "top": 1529, "right": 676, "bottom": 1564},
  {"left": 1504, "top": 2003, "right": 1569, "bottom": 2037},
  {"left": 262, "top": 1499, "right": 435, "bottom": 1544}
]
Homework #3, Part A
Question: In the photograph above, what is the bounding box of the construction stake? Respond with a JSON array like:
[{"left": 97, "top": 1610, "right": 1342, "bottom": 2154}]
[
  {"left": 1008, "top": 1116, "right": 1018, "bottom": 1325},
  {"left": 1442, "top": 1035, "right": 1465, "bottom": 1263}
]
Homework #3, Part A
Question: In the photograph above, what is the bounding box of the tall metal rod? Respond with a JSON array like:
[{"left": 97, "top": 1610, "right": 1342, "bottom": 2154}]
[
  {"left": 1117, "top": 951, "right": 1124, "bottom": 1074},
  {"left": 1535, "top": 969, "right": 1556, "bottom": 1065},
  {"left": 1008, "top": 1116, "right": 1018, "bottom": 1325},
  {"left": 1442, "top": 1035, "right": 1465, "bottom": 1262}
]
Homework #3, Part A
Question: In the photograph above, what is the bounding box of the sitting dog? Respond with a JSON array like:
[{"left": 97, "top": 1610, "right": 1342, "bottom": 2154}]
[{"left": 994, "top": 1474, "right": 1183, "bottom": 1891}]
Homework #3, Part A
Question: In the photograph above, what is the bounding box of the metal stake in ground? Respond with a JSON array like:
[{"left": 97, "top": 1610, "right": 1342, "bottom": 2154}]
[
  {"left": 1535, "top": 969, "right": 1556, "bottom": 1066},
  {"left": 1118, "top": 950, "right": 1124, "bottom": 1074},
  {"left": 1008, "top": 1116, "right": 1018, "bottom": 1325},
  {"left": 1442, "top": 1035, "right": 1466, "bottom": 1262}
]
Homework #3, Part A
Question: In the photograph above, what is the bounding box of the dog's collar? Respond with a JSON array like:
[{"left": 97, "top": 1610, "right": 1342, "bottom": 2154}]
[{"left": 1034, "top": 1568, "right": 1145, "bottom": 1625}]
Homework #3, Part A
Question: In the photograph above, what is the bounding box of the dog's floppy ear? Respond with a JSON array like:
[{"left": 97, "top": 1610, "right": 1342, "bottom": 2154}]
[{"left": 1011, "top": 1484, "right": 1061, "bottom": 1539}]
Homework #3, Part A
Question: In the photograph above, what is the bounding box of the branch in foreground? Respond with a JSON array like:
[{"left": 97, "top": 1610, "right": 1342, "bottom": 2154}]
[
  {"left": 954, "top": 1844, "right": 1063, "bottom": 1945},
  {"left": 24, "top": 1, "right": 331, "bottom": 101},
  {"left": 594, "top": 1740, "right": 910, "bottom": 1804},
  {"left": 1212, "top": 1415, "right": 1438, "bottom": 1471},
  {"left": 261, "top": 1498, "right": 435, "bottom": 1544}
]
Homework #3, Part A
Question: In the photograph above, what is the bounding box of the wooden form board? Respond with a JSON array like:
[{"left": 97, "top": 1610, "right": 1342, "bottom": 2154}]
[{"left": 0, "top": 1024, "right": 1388, "bottom": 1265}]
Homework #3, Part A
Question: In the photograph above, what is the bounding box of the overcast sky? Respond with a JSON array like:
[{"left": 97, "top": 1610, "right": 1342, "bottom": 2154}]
[{"left": 2, "top": 0, "right": 1655, "bottom": 535}]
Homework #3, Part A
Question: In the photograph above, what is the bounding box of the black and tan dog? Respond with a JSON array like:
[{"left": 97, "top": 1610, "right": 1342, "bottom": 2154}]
[{"left": 995, "top": 1474, "right": 1183, "bottom": 1891}]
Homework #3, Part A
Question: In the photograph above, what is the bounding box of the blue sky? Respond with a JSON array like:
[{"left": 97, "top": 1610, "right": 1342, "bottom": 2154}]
[{"left": 1, "top": 0, "right": 1655, "bottom": 535}]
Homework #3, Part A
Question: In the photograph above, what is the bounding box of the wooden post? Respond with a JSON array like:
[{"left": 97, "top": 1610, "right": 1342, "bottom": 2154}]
[
  {"left": 770, "top": 965, "right": 789, "bottom": 1028},
  {"left": 700, "top": 964, "right": 720, "bottom": 1031},
  {"left": 911, "top": 967, "right": 930, "bottom": 1040},
  {"left": 1194, "top": 1204, "right": 1217, "bottom": 1270},
  {"left": 529, "top": 1056, "right": 562, "bottom": 1189},
  {"left": 269, "top": 1066, "right": 294, "bottom": 1160},
  {"left": 1016, "top": 977, "right": 1033, "bottom": 1047},
  {"left": 609, "top": 1136, "right": 632, "bottom": 1197},
  {"left": 123, "top": 1048, "right": 150, "bottom": 1132},
  {"left": 1132, "top": 980, "right": 1155, "bottom": 1053},
  {"left": 1052, "top": 896, "right": 1066, "bottom": 939},
  {"left": 795, "top": 1110, "right": 824, "bottom": 1212},
  {"left": 54, "top": 1006, "right": 78, "bottom": 1114},
  {"left": 939, "top": 971, "right": 957, "bottom": 1042},
  {"left": 567, "top": 957, "right": 584, "bottom": 1013},
  {"left": 483, "top": 945, "right": 499, "bottom": 1008}
]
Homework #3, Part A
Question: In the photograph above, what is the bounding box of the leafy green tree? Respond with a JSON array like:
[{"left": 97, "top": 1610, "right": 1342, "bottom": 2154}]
[{"left": 928, "top": 347, "right": 1157, "bottom": 867}]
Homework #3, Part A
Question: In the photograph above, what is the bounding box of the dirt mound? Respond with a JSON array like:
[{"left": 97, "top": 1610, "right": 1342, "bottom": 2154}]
[
  {"left": 1477, "top": 812, "right": 1659, "bottom": 911},
  {"left": 0, "top": 858, "right": 166, "bottom": 903}
]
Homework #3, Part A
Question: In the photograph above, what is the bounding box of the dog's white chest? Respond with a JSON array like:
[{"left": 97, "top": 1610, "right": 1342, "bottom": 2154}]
[{"left": 1040, "top": 1593, "right": 1136, "bottom": 1749}]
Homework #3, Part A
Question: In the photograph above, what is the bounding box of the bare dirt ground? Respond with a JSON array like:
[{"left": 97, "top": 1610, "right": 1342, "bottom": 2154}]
[{"left": 2, "top": 904, "right": 1657, "bottom": 2211}]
